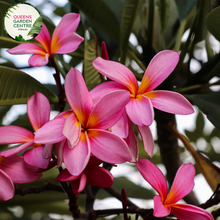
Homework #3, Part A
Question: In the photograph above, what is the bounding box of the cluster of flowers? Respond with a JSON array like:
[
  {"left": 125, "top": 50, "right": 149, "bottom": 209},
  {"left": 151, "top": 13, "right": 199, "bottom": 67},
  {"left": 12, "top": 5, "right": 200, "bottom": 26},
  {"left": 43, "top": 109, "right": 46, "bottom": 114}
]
[{"left": 0, "top": 13, "right": 214, "bottom": 219}]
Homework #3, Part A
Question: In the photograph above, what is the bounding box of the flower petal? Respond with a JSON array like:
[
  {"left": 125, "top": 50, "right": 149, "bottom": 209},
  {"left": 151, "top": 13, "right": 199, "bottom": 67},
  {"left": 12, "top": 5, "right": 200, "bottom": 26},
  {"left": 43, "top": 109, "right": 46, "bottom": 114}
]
[
  {"left": 101, "top": 42, "right": 109, "bottom": 60},
  {"left": 90, "top": 81, "right": 125, "bottom": 105},
  {"left": 55, "top": 140, "right": 66, "bottom": 167},
  {"left": 85, "top": 166, "right": 113, "bottom": 188},
  {"left": 138, "top": 50, "right": 179, "bottom": 94},
  {"left": 125, "top": 119, "right": 139, "bottom": 162},
  {"left": 63, "top": 132, "right": 90, "bottom": 176},
  {"left": 88, "top": 129, "right": 132, "bottom": 164},
  {"left": 165, "top": 163, "right": 195, "bottom": 204},
  {"left": 28, "top": 54, "right": 49, "bottom": 67},
  {"left": 0, "top": 125, "right": 34, "bottom": 144},
  {"left": 42, "top": 144, "right": 53, "bottom": 159},
  {"left": 34, "top": 118, "right": 66, "bottom": 144},
  {"left": 51, "top": 13, "right": 81, "bottom": 49},
  {"left": 23, "top": 146, "right": 50, "bottom": 169},
  {"left": 170, "top": 204, "right": 214, "bottom": 220},
  {"left": 71, "top": 172, "right": 87, "bottom": 195},
  {"left": 35, "top": 23, "right": 51, "bottom": 54},
  {"left": 7, "top": 43, "right": 46, "bottom": 55},
  {"left": 126, "top": 95, "right": 154, "bottom": 126},
  {"left": 0, "top": 169, "right": 14, "bottom": 201},
  {"left": 153, "top": 195, "right": 171, "bottom": 217},
  {"left": 93, "top": 57, "right": 138, "bottom": 94},
  {"left": 56, "top": 168, "right": 80, "bottom": 181},
  {"left": 145, "top": 91, "right": 194, "bottom": 115},
  {"left": 0, "top": 155, "right": 42, "bottom": 183},
  {"left": 136, "top": 159, "right": 167, "bottom": 202},
  {"left": 0, "top": 140, "right": 35, "bottom": 157},
  {"left": 138, "top": 125, "right": 154, "bottom": 158},
  {"left": 112, "top": 110, "right": 129, "bottom": 139},
  {"left": 65, "top": 67, "right": 93, "bottom": 126},
  {"left": 87, "top": 90, "right": 130, "bottom": 130},
  {"left": 63, "top": 113, "right": 81, "bottom": 148},
  {"left": 51, "top": 33, "right": 84, "bottom": 54},
  {"left": 27, "top": 92, "right": 50, "bottom": 131}
]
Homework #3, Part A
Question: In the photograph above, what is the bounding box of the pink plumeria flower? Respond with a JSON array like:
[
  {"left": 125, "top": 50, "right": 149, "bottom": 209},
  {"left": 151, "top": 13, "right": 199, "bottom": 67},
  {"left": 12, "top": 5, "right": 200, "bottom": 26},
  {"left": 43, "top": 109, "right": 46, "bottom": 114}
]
[
  {"left": 34, "top": 67, "right": 132, "bottom": 176},
  {"left": 91, "top": 51, "right": 194, "bottom": 157},
  {"left": 7, "top": 13, "right": 84, "bottom": 67},
  {"left": 0, "top": 92, "right": 53, "bottom": 169},
  {"left": 136, "top": 159, "right": 214, "bottom": 220},
  {"left": 0, "top": 155, "right": 42, "bottom": 201},
  {"left": 56, "top": 156, "right": 113, "bottom": 195}
]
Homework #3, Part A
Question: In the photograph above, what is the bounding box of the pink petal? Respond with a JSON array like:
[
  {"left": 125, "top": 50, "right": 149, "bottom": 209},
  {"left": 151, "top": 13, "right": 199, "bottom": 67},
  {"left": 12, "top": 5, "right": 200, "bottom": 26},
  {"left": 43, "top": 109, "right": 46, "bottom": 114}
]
[
  {"left": 136, "top": 159, "right": 167, "bottom": 202},
  {"left": 23, "top": 146, "right": 50, "bottom": 169},
  {"left": 35, "top": 23, "right": 51, "bottom": 54},
  {"left": 138, "top": 125, "right": 154, "bottom": 158},
  {"left": 65, "top": 68, "right": 93, "bottom": 126},
  {"left": 87, "top": 90, "right": 130, "bottom": 130},
  {"left": 63, "top": 113, "right": 81, "bottom": 148},
  {"left": 87, "top": 156, "right": 102, "bottom": 166},
  {"left": 71, "top": 172, "right": 87, "bottom": 195},
  {"left": 85, "top": 166, "right": 113, "bottom": 188},
  {"left": 0, "top": 169, "right": 14, "bottom": 201},
  {"left": 170, "top": 204, "right": 214, "bottom": 220},
  {"left": 27, "top": 92, "right": 50, "bottom": 131},
  {"left": 51, "top": 13, "right": 81, "bottom": 48},
  {"left": 56, "top": 169, "right": 80, "bottom": 181},
  {"left": 51, "top": 33, "right": 84, "bottom": 54},
  {"left": 0, "top": 155, "right": 42, "bottom": 183},
  {"left": 63, "top": 132, "right": 90, "bottom": 176},
  {"left": 125, "top": 119, "right": 139, "bottom": 163},
  {"left": 28, "top": 54, "right": 49, "bottom": 67},
  {"left": 90, "top": 81, "right": 125, "bottom": 105},
  {"left": 165, "top": 163, "right": 195, "bottom": 204},
  {"left": 88, "top": 129, "right": 132, "bottom": 164},
  {"left": 138, "top": 50, "right": 179, "bottom": 94},
  {"left": 145, "top": 90, "right": 194, "bottom": 115},
  {"left": 0, "top": 125, "right": 34, "bottom": 144},
  {"left": 101, "top": 42, "right": 109, "bottom": 60},
  {"left": 153, "top": 195, "right": 171, "bottom": 217},
  {"left": 112, "top": 110, "right": 129, "bottom": 139},
  {"left": 7, "top": 43, "right": 46, "bottom": 55},
  {"left": 126, "top": 95, "right": 154, "bottom": 126},
  {"left": 0, "top": 140, "right": 35, "bottom": 157},
  {"left": 93, "top": 57, "right": 138, "bottom": 95},
  {"left": 55, "top": 140, "right": 66, "bottom": 167},
  {"left": 42, "top": 144, "right": 53, "bottom": 159},
  {"left": 34, "top": 118, "right": 66, "bottom": 144}
]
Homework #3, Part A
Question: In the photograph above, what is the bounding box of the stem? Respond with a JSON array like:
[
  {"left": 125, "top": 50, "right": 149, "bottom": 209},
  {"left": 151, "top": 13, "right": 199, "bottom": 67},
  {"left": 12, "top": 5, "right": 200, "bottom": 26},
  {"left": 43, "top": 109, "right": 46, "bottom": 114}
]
[
  {"left": 128, "top": 49, "right": 146, "bottom": 72},
  {"left": 50, "top": 54, "right": 66, "bottom": 112}
]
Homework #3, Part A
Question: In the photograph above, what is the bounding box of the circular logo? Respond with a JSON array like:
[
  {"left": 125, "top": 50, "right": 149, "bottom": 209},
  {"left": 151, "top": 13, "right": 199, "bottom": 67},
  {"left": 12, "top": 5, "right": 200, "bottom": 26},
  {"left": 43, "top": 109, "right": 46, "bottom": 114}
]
[{"left": 4, "top": 3, "right": 42, "bottom": 42}]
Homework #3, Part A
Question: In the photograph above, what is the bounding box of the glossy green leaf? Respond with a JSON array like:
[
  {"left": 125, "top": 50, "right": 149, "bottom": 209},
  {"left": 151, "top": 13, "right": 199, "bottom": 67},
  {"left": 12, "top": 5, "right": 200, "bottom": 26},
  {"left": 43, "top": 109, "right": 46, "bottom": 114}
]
[
  {"left": 206, "top": 6, "right": 220, "bottom": 43},
  {"left": 193, "top": 0, "right": 211, "bottom": 43},
  {"left": 174, "top": 0, "right": 196, "bottom": 21},
  {"left": 10, "top": 113, "right": 33, "bottom": 131},
  {"left": 0, "top": 66, "right": 58, "bottom": 105},
  {"left": 84, "top": 39, "right": 103, "bottom": 85},
  {"left": 196, "top": 111, "right": 205, "bottom": 136},
  {"left": 157, "top": 0, "right": 171, "bottom": 33},
  {"left": 69, "top": 0, "right": 120, "bottom": 42},
  {"left": 0, "top": 1, "right": 11, "bottom": 37},
  {"left": 28, "top": 16, "right": 42, "bottom": 37},
  {"left": 120, "top": 0, "right": 139, "bottom": 64},
  {"left": 190, "top": 92, "right": 220, "bottom": 130}
]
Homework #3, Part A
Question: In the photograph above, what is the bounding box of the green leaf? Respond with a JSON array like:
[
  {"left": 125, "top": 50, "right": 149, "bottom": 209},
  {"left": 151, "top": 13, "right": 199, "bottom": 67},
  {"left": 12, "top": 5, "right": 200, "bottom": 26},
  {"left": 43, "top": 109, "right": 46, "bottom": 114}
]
[
  {"left": 156, "top": 0, "right": 171, "bottom": 33},
  {"left": 84, "top": 39, "right": 103, "bottom": 85},
  {"left": 120, "top": 0, "right": 139, "bottom": 64},
  {"left": 14, "top": 34, "right": 26, "bottom": 42},
  {"left": 189, "top": 92, "right": 220, "bottom": 130},
  {"left": 0, "top": 66, "right": 58, "bottom": 105},
  {"left": 69, "top": 0, "right": 120, "bottom": 42},
  {"left": 196, "top": 111, "right": 205, "bottom": 136},
  {"left": 0, "top": 36, "right": 22, "bottom": 48},
  {"left": 193, "top": 0, "right": 211, "bottom": 43},
  {"left": 0, "top": 105, "right": 11, "bottom": 125},
  {"left": 0, "top": 1, "right": 11, "bottom": 37},
  {"left": 206, "top": 6, "right": 220, "bottom": 42},
  {"left": 10, "top": 113, "right": 33, "bottom": 131},
  {"left": 28, "top": 16, "right": 42, "bottom": 37},
  {"left": 174, "top": 0, "right": 196, "bottom": 21}
]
